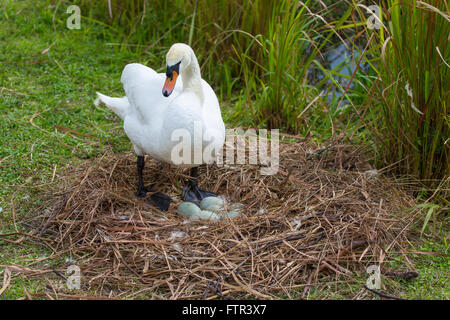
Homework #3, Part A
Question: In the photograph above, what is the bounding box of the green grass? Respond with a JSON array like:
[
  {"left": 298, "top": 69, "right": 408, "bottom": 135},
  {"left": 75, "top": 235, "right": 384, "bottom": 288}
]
[
  {"left": 389, "top": 241, "right": 449, "bottom": 299},
  {"left": 0, "top": 0, "right": 448, "bottom": 300},
  {"left": 0, "top": 1, "right": 140, "bottom": 298}
]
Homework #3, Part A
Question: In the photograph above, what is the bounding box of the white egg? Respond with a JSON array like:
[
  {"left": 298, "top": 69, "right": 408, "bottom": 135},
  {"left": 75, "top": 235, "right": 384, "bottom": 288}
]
[
  {"left": 223, "top": 211, "right": 240, "bottom": 218},
  {"left": 177, "top": 202, "right": 201, "bottom": 218},
  {"left": 200, "top": 197, "right": 224, "bottom": 211},
  {"left": 192, "top": 210, "right": 221, "bottom": 222}
]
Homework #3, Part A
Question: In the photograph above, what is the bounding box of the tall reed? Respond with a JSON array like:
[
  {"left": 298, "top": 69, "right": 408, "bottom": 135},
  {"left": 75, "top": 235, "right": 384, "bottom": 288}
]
[
  {"left": 237, "top": 0, "right": 321, "bottom": 132},
  {"left": 358, "top": 0, "right": 449, "bottom": 182}
]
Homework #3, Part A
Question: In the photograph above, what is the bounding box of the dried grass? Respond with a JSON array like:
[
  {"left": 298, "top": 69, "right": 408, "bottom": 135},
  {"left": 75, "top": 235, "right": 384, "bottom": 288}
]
[{"left": 28, "top": 139, "right": 416, "bottom": 299}]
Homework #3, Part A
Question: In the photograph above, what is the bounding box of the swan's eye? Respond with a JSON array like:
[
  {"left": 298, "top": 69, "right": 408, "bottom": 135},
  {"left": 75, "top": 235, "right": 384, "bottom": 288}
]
[{"left": 166, "top": 61, "right": 181, "bottom": 80}]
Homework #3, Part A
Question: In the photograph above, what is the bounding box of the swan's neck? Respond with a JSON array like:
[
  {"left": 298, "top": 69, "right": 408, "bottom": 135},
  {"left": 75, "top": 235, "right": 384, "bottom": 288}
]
[{"left": 182, "top": 53, "right": 204, "bottom": 104}]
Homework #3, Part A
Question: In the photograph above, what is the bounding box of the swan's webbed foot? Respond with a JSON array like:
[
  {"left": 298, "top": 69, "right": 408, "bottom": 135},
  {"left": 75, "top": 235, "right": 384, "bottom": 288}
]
[
  {"left": 136, "top": 155, "right": 171, "bottom": 211},
  {"left": 137, "top": 186, "right": 172, "bottom": 212},
  {"left": 181, "top": 167, "right": 217, "bottom": 204},
  {"left": 182, "top": 184, "right": 217, "bottom": 204}
]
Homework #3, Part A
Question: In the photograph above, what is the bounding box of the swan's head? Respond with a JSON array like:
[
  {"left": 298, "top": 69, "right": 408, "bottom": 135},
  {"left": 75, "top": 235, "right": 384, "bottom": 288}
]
[{"left": 163, "top": 43, "right": 193, "bottom": 97}]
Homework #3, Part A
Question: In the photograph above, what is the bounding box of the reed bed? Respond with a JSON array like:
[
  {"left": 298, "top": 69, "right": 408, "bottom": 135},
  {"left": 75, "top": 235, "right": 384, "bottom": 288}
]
[{"left": 354, "top": 0, "right": 450, "bottom": 182}]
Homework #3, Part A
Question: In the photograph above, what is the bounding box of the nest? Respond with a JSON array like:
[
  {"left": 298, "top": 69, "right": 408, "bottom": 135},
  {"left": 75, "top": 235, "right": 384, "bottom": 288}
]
[{"left": 34, "top": 139, "right": 415, "bottom": 299}]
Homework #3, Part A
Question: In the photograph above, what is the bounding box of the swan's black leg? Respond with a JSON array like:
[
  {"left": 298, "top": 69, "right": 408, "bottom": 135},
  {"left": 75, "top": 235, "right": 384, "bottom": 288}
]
[
  {"left": 136, "top": 156, "right": 172, "bottom": 211},
  {"left": 182, "top": 167, "right": 217, "bottom": 204},
  {"left": 136, "top": 156, "right": 146, "bottom": 197}
]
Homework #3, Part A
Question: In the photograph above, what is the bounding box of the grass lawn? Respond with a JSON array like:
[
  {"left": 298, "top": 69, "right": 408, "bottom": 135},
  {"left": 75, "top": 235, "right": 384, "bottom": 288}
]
[{"left": 0, "top": 1, "right": 448, "bottom": 299}]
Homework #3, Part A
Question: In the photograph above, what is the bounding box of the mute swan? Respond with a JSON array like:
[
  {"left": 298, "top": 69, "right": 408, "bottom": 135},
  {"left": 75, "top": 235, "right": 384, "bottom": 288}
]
[{"left": 95, "top": 43, "right": 225, "bottom": 211}]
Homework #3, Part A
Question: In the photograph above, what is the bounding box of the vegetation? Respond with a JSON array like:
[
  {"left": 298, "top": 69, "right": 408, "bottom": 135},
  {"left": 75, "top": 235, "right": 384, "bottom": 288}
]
[
  {"left": 0, "top": 0, "right": 448, "bottom": 299},
  {"left": 77, "top": 0, "right": 449, "bottom": 183},
  {"left": 354, "top": 0, "right": 449, "bottom": 182}
]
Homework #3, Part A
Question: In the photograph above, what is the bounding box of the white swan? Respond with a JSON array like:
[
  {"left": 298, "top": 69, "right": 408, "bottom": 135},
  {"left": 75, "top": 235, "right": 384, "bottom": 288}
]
[{"left": 95, "top": 43, "right": 225, "bottom": 211}]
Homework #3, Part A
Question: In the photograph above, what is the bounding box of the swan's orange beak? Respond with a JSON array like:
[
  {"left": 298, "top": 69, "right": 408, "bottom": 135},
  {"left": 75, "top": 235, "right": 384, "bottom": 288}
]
[
  {"left": 162, "top": 61, "right": 180, "bottom": 97},
  {"left": 162, "top": 71, "right": 178, "bottom": 97}
]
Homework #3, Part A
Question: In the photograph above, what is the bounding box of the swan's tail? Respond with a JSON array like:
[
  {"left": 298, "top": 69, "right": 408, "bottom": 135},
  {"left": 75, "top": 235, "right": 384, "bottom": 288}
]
[{"left": 94, "top": 92, "right": 129, "bottom": 120}]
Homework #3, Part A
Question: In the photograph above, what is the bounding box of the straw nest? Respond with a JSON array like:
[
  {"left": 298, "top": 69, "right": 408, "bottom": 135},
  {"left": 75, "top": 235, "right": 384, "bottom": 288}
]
[{"left": 34, "top": 139, "right": 416, "bottom": 299}]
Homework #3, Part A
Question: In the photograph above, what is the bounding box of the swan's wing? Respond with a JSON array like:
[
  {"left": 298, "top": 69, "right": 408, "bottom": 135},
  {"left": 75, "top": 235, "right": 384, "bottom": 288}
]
[
  {"left": 121, "top": 63, "right": 157, "bottom": 90},
  {"left": 121, "top": 63, "right": 182, "bottom": 112},
  {"left": 95, "top": 92, "right": 130, "bottom": 120}
]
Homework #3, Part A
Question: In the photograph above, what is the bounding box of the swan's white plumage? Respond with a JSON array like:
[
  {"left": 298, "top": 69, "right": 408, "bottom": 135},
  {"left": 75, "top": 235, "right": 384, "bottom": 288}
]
[
  {"left": 96, "top": 45, "right": 225, "bottom": 168},
  {"left": 94, "top": 92, "right": 129, "bottom": 120}
]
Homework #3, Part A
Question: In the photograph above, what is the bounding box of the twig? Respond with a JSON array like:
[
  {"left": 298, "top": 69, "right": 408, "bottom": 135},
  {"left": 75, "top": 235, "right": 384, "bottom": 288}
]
[
  {"left": 381, "top": 270, "right": 418, "bottom": 280},
  {"left": 39, "top": 196, "right": 69, "bottom": 237},
  {"left": 364, "top": 285, "right": 406, "bottom": 300},
  {"left": 21, "top": 284, "right": 33, "bottom": 300},
  {"left": 51, "top": 268, "right": 67, "bottom": 281},
  {"left": 10, "top": 191, "right": 19, "bottom": 233},
  {"left": 257, "top": 234, "right": 307, "bottom": 253}
]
